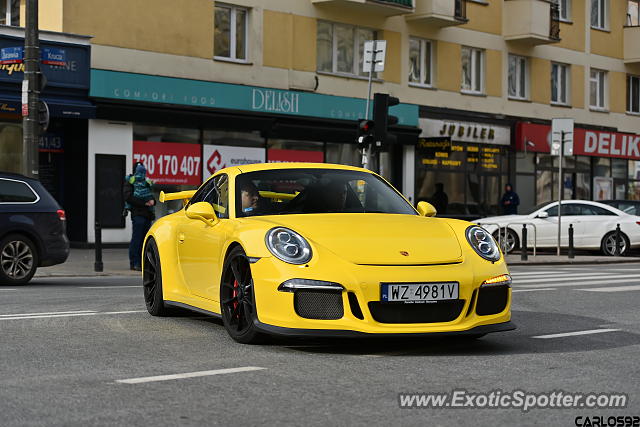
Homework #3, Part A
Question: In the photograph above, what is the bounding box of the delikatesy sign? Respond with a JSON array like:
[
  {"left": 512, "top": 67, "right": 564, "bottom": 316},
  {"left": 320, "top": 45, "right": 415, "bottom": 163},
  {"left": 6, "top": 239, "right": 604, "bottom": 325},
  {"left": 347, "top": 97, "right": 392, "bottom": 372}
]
[{"left": 516, "top": 123, "right": 640, "bottom": 160}]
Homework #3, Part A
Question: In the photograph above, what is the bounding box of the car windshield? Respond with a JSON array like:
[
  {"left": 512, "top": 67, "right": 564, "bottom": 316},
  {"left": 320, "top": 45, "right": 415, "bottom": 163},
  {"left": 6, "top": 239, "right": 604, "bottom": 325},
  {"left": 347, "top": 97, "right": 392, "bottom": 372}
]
[
  {"left": 523, "top": 202, "right": 551, "bottom": 215},
  {"left": 235, "top": 168, "right": 417, "bottom": 217}
]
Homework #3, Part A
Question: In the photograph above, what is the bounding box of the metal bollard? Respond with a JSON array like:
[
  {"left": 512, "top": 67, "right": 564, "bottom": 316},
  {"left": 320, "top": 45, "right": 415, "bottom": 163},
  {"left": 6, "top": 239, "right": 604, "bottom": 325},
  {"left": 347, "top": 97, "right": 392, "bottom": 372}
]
[
  {"left": 568, "top": 224, "right": 575, "bottom": 259},
  {"left": 614, "top": 224, "right": 621, "bottom": 257},
  {"left": 521, "top": 224, "right": 528, "bottom": 261},
  {"left": 94, "top": 221, "right": 103, "bottom": 272}
]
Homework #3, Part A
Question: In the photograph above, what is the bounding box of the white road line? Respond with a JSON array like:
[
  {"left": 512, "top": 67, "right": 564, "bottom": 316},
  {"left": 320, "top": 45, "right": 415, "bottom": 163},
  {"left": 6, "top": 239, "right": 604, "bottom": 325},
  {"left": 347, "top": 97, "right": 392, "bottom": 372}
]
[
  {"left": 532, "top": 329, "right": 621, "bottom": 339},
  {"left": 0, "top": 310, "right": 95, "bottom": 317},
  {"left": 512, "top": 288, "right": 557, "bottom": 293},
  {"left": 577, "top": 285, "right": 640, "bottom": 292},
  {"left": 515, "top": 273, "right": 639, "bottom": 284},
  {"left": 116, "top": 367, "right": 266, "bottom": 384},
  {"left": 0, "top": 289, "right": 17, "bottom": 291},
  {"left": 78, "top": 286, "right": 140, "bottom": 289},
  {"left": 509, "top": 270, "right": 561, "bottom": 276},
  {"left": 518, "top": 277, "right": 640, "bottom": 288},
  {"left": 0, "top": 310, "right": 145, "bottom": 320}
]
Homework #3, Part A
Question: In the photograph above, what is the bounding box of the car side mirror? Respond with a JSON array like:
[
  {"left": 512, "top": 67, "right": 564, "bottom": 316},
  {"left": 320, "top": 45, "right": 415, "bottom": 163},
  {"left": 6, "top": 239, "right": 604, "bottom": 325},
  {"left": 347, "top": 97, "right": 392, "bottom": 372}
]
[
  {"left": 416, "top": 201, "right": 437, "bottom": 217},
  {"left": 185, "top": 202, "right": 219, "bottom": 226},
  {"left": 537, "top": 211, "right": 549, "bottom": 219}
]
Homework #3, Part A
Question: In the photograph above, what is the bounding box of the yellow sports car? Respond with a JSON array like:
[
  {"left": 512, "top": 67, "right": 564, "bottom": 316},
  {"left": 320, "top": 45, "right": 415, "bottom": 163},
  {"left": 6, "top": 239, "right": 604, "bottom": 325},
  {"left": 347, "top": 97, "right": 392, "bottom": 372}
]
[{"left": 142, "top": 163, "right": 514, "bottom": 343}]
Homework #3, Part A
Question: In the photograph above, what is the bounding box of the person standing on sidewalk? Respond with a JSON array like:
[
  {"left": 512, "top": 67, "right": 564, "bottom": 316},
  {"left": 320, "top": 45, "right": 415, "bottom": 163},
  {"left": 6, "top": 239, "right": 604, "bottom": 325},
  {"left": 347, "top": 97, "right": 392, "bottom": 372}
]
[
  {"left": 500, "top": 183, "right": 520, "bottom": 215},
  {"left": 123, "top": 162, "right": 155, "bottom": 271}
]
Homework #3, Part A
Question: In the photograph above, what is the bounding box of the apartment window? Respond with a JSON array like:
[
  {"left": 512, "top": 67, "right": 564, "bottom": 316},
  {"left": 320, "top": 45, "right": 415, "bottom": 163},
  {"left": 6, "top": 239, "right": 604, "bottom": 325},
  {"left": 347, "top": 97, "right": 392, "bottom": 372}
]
[
  {"left": 629, "top": 0, "right": 640, "bottom": 26},
  {"left": 214, "top": 4, "right": 248, "bottom": 61},
  {"left": 628, "top": 75, "right": 640, "bottom": 113},
  {"left": 551, "top": 63, "right": 570, "bottom": 105},
  {"left": 590, "top": 69, "right": 607, "bottom": 110},
  {"left": 556, "top": 0, "right": 571, "bottom": 21},
  {"left": 317, "top": 21, "right": 377, "bottom": 78},
  {"left": 0, "top": 0, "right": 19, "bottom": 26},
  {"left": 508, "top": 55, "right": 528, "bottom": 100},
  {"left": 409, "top": 37, "right": 433, "bottom": 87},
  {"left": 591, "top": 0, "right": 608, "bottom": 30},
  {"left": 461, "top": 47, "right": 484, "bottom": 94}
]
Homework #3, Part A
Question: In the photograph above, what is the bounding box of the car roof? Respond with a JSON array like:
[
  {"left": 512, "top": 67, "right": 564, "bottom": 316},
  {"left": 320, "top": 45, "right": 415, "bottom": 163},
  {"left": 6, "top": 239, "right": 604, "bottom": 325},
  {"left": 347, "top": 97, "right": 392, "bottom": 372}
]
[
  {"left": 0, "top": 172, "right": 36, "bottom": 183},
  {"left": 233, "top": 162, "right": 372, "bottom": 174}
]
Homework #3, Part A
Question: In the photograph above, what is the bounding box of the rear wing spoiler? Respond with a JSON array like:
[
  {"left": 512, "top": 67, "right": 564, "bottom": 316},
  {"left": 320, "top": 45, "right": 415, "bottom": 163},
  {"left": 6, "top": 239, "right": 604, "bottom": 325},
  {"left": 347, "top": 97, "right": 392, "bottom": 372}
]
[{"left": 159, "top": 190, "right": 197, "bottom": 205}]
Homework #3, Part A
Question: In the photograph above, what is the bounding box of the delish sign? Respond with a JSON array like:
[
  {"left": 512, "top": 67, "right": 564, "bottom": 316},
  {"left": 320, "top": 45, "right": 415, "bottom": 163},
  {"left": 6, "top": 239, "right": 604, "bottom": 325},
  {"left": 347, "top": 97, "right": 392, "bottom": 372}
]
[{"left": 516, "top": 123, "right": 640, "bottom": 161}]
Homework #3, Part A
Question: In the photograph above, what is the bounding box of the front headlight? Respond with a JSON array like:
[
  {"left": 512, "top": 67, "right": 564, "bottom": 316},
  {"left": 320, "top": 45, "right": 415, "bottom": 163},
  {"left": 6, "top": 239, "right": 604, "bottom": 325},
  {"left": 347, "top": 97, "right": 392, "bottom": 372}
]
[
  {"left": 265, "top": 227, "right": 312, "bottom": 265},
  {"left": 466, "top": 225, "right": 501, "bottom": 262}
]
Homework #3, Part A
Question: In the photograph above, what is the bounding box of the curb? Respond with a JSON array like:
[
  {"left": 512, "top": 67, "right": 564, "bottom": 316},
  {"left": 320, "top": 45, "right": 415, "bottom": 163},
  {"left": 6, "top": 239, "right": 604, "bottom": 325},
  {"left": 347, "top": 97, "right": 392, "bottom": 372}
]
[{"left": 506, "top": 258, "right": 640, "bottom": 266}]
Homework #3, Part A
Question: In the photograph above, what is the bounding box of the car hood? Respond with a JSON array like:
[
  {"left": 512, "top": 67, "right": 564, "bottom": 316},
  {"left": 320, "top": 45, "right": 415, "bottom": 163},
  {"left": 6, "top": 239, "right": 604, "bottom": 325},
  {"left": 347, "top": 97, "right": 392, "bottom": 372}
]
[{"left": 252, "top": 214, "right": 463, "bottom": 265}]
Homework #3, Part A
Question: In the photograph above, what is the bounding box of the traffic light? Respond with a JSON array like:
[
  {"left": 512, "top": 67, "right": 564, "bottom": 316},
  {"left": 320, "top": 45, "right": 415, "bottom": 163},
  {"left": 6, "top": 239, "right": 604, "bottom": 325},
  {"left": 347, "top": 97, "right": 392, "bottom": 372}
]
[
  {"left": 357, "top": 119, "right": 375, "bottom": 150},
  {"left": 373, "top": 93, "right": 399, "bottom": 150}
]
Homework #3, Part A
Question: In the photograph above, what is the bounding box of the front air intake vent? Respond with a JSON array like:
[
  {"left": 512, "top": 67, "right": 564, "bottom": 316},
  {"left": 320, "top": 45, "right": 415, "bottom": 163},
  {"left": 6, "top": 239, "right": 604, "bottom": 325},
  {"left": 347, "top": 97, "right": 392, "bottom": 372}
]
[{"left": 294, "top": 290, "right": 344, "bottom": 320}]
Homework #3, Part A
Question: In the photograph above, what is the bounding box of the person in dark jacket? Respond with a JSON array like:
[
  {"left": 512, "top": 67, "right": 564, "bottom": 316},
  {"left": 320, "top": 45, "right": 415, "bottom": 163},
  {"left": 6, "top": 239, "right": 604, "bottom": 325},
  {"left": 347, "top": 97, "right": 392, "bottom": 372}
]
[
  {"left": 500, "top": 183, "right": 520, "bottom": 215},
  {"left": 430, "top": 183, "right": 448, "bottom": 215},
  {"left": 123, "top": 162, "right": 155, "bottom": 271}
]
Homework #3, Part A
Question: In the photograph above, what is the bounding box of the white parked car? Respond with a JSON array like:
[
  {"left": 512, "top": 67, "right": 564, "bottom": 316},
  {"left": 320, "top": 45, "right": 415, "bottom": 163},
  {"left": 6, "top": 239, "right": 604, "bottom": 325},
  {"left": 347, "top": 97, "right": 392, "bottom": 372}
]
[{"left": 475, "top": 200, "right": 640, "bottom": 256}]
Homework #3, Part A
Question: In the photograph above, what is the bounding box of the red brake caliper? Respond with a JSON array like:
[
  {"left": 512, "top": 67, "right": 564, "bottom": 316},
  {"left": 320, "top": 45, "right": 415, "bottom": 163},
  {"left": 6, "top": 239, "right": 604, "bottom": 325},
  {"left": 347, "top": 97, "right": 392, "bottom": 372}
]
[{"left": 232, "top": 279, "right": 239, "bottom": 318}]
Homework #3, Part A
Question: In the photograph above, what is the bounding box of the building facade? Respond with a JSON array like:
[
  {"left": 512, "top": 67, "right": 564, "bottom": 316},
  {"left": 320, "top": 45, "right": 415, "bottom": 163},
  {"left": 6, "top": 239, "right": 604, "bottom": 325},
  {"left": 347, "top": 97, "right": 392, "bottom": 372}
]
[{"left": 11, "top": 0, "right": 639, "bottom": 243}]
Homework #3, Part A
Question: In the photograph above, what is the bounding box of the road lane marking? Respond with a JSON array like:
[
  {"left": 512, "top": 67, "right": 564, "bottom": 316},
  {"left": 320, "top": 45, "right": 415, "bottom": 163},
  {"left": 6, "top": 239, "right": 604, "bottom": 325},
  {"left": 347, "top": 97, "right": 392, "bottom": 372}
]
[
  {"left": 532, "top": 329, "right": 621, "bottom": 339},
  {"left": 116, "top": 367, "right": 267, "bottom": 384},
  {"left": 577, "top": 285, "right": 640, "bottom": 292},
  {"left": 509, "top": 270, "right": 560, "bottom": 276},
  {"left": 518, "top": 278, "right": 640, "bottom": 288},
  {"left": 0, "top": 289, "right": 17, "bottom": 291},
  {"left": 78, "top": 286, "right": 140, "bottom": 289},
  {"left": 0, "top": 310, "right": 145, "bottom": 320},
  {"left": 512, "top": 288, "right": 557, "bottom": 293},
  {"left": 0, "top": 310, "right": 95, "bottom": 317},
  {"left": 515, "top": 274, "right": 640, "bottom": 284}
]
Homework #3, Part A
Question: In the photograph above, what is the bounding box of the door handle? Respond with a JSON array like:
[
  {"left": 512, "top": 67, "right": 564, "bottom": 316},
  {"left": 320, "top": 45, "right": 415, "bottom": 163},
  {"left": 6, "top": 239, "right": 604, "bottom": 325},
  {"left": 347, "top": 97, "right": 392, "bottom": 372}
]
[{"left": 178, "top": 232, "right": 185, "bottom": 243}]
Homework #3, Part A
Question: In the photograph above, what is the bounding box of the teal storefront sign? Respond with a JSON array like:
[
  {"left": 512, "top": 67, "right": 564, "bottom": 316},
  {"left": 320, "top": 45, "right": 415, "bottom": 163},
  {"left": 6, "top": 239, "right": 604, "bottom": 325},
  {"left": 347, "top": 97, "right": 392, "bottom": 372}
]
[{"left": 90, "top": 69, "right": 418, "bottom": 126}]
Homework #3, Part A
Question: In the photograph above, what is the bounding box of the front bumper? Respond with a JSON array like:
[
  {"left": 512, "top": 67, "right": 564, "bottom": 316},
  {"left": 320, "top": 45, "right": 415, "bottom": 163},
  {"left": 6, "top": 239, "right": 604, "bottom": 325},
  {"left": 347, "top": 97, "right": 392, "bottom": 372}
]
[{"left": 249, "top": 251, "right": 513, "bottom": 336}]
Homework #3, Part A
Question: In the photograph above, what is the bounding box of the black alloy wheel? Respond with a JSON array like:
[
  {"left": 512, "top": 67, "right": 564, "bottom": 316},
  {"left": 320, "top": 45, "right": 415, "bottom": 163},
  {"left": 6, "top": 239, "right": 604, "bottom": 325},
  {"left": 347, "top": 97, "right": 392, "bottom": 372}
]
[
  {"left": 220, "top": 246, "right": 264, "bottom": 344},
  {"left": 0, "top": 234, "right": 38, "bottom": 285},
  {"left": 601, "top": 231, "right": 630, "bottom": 256},
  {"left": 143, "top": 238, "right": 171, "bottom": 316}
]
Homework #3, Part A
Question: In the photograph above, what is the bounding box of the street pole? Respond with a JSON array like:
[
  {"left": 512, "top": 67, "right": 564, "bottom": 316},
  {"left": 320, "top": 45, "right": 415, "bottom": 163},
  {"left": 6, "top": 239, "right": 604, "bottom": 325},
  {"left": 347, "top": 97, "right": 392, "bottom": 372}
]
[
  {"left": 362, "top": 41, "right": 376, "bottom": 171},
  {"left": 22, "top": 0, "right": 40, "bottom": 179},
  {"left": 557, "top": 130, "right": 564, "bottom": 256}
]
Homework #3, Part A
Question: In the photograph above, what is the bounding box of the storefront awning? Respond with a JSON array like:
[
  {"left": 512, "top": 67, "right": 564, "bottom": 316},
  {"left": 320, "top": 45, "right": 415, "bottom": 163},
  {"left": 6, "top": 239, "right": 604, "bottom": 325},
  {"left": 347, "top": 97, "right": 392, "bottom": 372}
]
[{"left": 0, "top": 94, "right": 95, "bottom": 119}]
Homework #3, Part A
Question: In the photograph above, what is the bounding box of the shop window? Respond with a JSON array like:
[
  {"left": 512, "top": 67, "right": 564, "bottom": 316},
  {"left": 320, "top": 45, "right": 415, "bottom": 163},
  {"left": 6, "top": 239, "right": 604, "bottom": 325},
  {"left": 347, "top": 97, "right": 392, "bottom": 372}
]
[
  {"left": 317, "top": 21, "right": 377, "bottom": 79},
  {"left": 536, "top": 170, "right": 553, "bottom": 204},
  {"left": 461, "top": 47, "right": 484, "bottom": 94},
  {"left": 0, "top": 0, "right": 19, "bottom": 26},
  {"left": 203, "top": 130, "right": 263, "bottom": 148},
  {"left": 409, "top": 37, "right": 433, "bottom": 87},
  {"left": 214, "top": 4, "right": 248, "bottom": 62},
  {"left": 326, "top": 143, "right": 360, "bottom": 167},
  {"left": 551, "top": 63, "right": 570, "bottom": 105},
  {"left": 508, "top": 55, "right": 529, "bottom": 100},
  {"left": 416, "top": 170, "right": 465, "bottom": 216},
  {"left": 591, "top": 0, "right": 608, "bottom": 30},
  {"left": 133, "top": 125, "right": 199, "bottom": 143},
  {"left": 575, "top": 156, "right": 591, "bottom": 172},
  {"left": 628, "top": 181, "right": 640, "bottom": 200},
  {"left": 629, "top": 160, "right": 640, "bottom": 180},
  {"left": 0, "top": 123, "right": 22, "bottom": 174},
  {"left": 267, "top": 139, "right": 324, "bottom": 163},
  {"left": 628, "top": 75, "right": 640, "bottom": 114},
  {"left": 629, "top": 0, "right": 640, "bottom": 26},
  {"left": 612, "top": 159, "right": 628, "bottom": 179},
  {"left": 590, "top": 69, "right": 607, "bottom": 110},
  {"left": 594, "top": 157, "right": 611, "bottom": 177}
]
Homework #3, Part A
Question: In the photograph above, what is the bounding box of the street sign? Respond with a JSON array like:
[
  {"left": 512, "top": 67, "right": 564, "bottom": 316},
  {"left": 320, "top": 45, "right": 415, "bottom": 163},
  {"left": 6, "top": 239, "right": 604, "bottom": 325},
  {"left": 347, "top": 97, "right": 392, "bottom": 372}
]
[
  {"left": 363, "top": 40, "right": 386, "bottom": 73},
  {"left": 1, "top": 46, "right": 23, "bottom": 64},
  {"left": 41, "top": 47, "right": 66, "bottom": 66},
  {"left": 551, "top": 118, "right": 574, "bottom": 156}
]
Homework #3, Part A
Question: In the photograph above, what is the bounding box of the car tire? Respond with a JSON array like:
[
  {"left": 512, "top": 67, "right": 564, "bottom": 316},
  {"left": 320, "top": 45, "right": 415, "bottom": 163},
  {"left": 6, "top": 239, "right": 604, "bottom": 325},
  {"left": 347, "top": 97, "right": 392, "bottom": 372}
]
[
  {"left": 600, "top": 231, "right": 630, "bottom": 256},
  {"left": 0, "top": 234, "right": 38, "bottom": 285},
  {"left": 142, "top": 238, "right": 172, "bottom": 316},
  {"left": 220, "top": 246, "right": 265, "bottom": 344},
  {"left": 492, "top": 229, "right": 520, "bottom": 254}
]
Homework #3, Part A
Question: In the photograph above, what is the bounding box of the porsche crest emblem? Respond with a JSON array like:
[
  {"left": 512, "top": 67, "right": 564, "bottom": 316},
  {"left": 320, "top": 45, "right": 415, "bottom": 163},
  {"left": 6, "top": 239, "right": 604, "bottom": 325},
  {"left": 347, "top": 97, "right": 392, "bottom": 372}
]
[{"left": 400, "top": 251, "right": 409, "bottom": 256}]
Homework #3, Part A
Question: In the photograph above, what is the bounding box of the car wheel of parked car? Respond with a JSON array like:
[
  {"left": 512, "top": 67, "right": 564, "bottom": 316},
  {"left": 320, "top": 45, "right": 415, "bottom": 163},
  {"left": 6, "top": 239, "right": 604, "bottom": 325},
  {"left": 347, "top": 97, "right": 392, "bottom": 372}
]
[
  {"left": 220, "top": 246, "right": 264, "bottom": 344},
  {"left": 0, "top": 234, "right": 38, "bottom": 285},
  {"left": 600, "top": 231, "right": 630, "bottom": 256},
  {"left": 493, "top": 229, "right": 519, "bottom": 254},
  {"left": 142, "top": 238, "right": 172, "bottom": 316}
]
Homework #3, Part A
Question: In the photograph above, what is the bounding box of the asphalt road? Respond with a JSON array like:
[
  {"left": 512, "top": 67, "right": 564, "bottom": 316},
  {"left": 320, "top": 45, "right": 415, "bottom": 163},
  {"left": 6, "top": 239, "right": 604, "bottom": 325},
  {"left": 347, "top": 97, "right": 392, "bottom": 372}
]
[{"left": 1, "top": 264, "right": 640, "bottom": 426}]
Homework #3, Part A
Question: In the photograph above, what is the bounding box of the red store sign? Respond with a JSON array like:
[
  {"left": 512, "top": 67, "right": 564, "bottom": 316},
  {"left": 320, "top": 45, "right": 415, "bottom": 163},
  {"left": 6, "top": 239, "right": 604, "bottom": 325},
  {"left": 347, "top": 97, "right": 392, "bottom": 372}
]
[
  {"left": 517, "top": 123, "right": 640, "bottom": 160},
  {"left": 267, "top": 148, "right": 324, "bottom": 163},
  {"left": 133, "top": 141, "right": 202, "bottom": 186}
]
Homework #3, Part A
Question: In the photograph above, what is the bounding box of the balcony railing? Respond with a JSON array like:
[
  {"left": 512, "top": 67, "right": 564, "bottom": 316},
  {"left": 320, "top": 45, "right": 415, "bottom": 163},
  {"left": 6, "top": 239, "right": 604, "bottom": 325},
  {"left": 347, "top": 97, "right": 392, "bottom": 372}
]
[
  {"left": 310, "top": 0, "right": 414, "bottom": 16},
  {"left": 550, "top": 3, "right": 561, "bottom": 40},
  {"left": 377, "top": 0, "right": 412, "bottom": 7},
  {"left": 455, "top": 0, "right": 467, "bottom": 20}
]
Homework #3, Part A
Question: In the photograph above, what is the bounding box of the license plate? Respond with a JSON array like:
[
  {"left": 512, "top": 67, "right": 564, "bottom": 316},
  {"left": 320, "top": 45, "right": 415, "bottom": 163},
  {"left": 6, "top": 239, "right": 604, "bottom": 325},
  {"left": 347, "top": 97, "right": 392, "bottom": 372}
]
[{"left": 381, "top": 282, "right": 459, "bottom": 303}]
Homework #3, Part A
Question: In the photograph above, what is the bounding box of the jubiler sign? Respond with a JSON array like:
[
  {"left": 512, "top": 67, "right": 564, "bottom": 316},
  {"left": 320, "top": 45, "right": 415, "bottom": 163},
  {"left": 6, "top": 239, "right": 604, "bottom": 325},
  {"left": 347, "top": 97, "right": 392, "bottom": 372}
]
[
  {"left": 419, "top": 118, "right": 511, "bottom": 146},
  {"left": 517, "top": 123, "right": 640, "bottom": 160}
]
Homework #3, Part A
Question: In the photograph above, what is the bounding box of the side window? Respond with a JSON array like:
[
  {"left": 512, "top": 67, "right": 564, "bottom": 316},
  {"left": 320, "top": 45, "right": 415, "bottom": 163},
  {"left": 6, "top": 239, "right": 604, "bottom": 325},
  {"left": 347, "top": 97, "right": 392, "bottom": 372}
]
[
  {"left": 0, "top": 178, "right": 38, "bottom": 203},
  {"left": 545, "top": 205, "right": 558, "bottom": 216},
  {"left": 590, "top": 206, "right": 617, "bottom": 216},
  {"left": 545, "top": 204, "right": 581, "bottom": 216},
  {"left": 207, "top": 174, "right": 229, "bottom": 219}
]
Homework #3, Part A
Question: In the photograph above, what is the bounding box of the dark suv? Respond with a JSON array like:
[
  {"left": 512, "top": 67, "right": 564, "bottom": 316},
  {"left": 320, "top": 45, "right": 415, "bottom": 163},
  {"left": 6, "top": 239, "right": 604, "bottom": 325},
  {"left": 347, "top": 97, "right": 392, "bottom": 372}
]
[{"left": 0, "top": 173, "right": 69, "bottom": 284}]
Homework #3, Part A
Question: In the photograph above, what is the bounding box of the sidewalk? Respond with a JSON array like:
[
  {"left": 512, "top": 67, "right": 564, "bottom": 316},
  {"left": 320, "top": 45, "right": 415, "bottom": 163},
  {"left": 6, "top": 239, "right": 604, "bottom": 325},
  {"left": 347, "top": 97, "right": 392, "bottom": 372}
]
[{"left": 34, "top": 248, "right": 640, "bottom": 277}]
